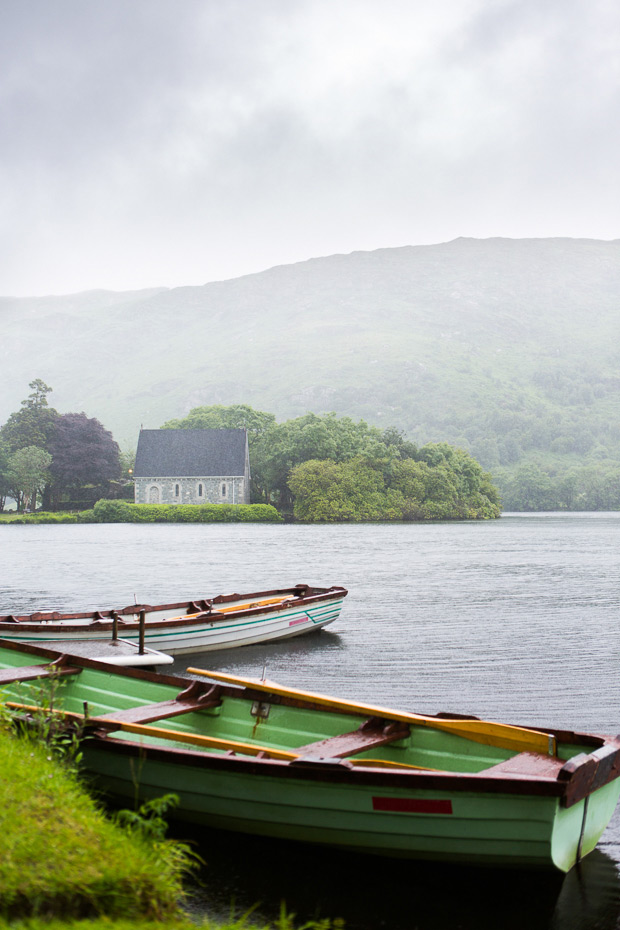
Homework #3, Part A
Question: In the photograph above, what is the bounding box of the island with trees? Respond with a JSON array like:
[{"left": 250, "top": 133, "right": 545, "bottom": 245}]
[{"left": 0, "top": 383, "right": 501, "bottom": 523}]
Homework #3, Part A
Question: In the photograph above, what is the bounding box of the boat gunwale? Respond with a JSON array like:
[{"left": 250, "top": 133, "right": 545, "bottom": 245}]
[{"left": 81, "top": 729, "right": 620, "bottom": 805}]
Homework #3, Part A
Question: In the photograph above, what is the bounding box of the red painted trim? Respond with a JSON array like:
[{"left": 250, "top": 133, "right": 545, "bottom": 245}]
[{"left": 372, "top": 797, "right": 453, "bottom": 814}]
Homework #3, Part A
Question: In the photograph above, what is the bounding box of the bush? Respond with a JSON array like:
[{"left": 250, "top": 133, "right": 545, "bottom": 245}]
[{"left": 92, "top": 500, "right": 283, "bottom": 524}]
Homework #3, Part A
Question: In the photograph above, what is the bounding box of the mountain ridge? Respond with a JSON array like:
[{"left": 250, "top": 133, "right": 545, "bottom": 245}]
[{"left": 2, "top": 239, "right": 619, "bottom": 495}]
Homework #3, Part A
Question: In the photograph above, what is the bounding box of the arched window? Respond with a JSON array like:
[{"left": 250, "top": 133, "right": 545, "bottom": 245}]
[
  {"left": 221, "top": 482, "right": 227, "bottom": 498},
  {"left": 198, "top": 483, "right": 203, "bottom": 497},
  {"left": 175, "top": 484, "right": 180, "bottom": 497}
]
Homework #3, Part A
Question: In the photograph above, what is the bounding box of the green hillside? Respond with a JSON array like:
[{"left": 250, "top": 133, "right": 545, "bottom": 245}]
[{"left": 2, "top": 237, "right": 619, "bottom": 509}]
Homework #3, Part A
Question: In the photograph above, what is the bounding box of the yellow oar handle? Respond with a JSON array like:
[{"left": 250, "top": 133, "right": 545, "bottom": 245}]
[
  {"left": 178, "top": 596, "right": 292, "bottom": 621},
  {"left": 95, "top": 717, "right": 298, "bottom": 759},
  {"left": 217, "top": 596, "right": 292, "bottom": 614}
]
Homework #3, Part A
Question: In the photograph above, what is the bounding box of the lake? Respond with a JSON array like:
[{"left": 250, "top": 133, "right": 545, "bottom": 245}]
[{"left": 2, "top": 513, "right": 620, "bottom": 929}]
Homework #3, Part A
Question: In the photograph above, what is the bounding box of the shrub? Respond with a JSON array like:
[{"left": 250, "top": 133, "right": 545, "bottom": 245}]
[{"left": 91, "top": 500, "right": 282, "bottom": 524}]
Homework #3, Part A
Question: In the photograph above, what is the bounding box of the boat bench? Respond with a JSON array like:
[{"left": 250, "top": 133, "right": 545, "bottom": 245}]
[
  {"left": 295, "top": 717, "right": 410, "bottom": 760},
  {"left": 480, "top": 752, "right": 567, "bottom": 779},
  {"left": 88, "top": 681, "right": 222, "bottom": 728},
  {"left": 0, "top": 663, "right": 82, "bottom": 685}
]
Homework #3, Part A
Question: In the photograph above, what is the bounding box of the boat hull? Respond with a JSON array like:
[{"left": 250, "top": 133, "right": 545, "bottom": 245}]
[
  {"left": 82, "top": 740, "right": 620, "bottom": 871},
  {"left": 0, "top": 586, "right": 346, "bottom": 655}
]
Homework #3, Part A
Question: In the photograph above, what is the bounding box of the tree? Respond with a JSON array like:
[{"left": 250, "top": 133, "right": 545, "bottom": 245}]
[
  {"left": 0, "top": 439, "right": 11, "bottom": 511},
  {"left": 161, "top": 404, "right": 276, "bottom": 441},
  {"left": 1, "top": 379, "right": 58, "bottom": 453},
  {"left": 162, "top": 404, "right": 278, "bottom": 504},
  {"left": 288, "top": 458, "right": 402, "bottom": 522},
  {"left": 161, "top": 407, "right": 388, "bottom": 509},
  {"left": 288, "top": 448, "right": 501, "bottom": 522},
  {"left": 381, "top": 427, "right": 419, "bottom": 460},
  {"left": 119, "top": 449, "right": 136, "bottom": 479},
  {"left": 6, "top": 446, "right": 52, "bottom": 511},
  {"left": 48, "top": 413, "right": 121, "bottom": 506},
  {"left": 501, "top": 463, "right": 556, "bottom": 511},
  {"left": 252, "top": 412, "right": 387, "bottom": 510}
]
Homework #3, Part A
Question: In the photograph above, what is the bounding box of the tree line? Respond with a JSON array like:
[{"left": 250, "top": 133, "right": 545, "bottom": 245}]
[
  {"left": 0, "top": 385, "right": 500, "bottom": 520},
  {"left": 161, "top": 405, "right": 501, "bottom": 521},
  {"left": 0, "top": 380, "right": 124, "bottom": 512}
]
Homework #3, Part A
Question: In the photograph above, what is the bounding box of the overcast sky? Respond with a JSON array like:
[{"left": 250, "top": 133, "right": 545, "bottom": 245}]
[{"left": 2, "top": 0, "right": 619, "bottom": 296}]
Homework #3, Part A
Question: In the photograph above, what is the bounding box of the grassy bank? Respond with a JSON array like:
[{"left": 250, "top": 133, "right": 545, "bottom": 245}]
[
  {"left": 0, "top": 726, "right": 339, "bottom": 930},
  {"left": 0, "top": 727, "right": 188, "bottom": 921}
]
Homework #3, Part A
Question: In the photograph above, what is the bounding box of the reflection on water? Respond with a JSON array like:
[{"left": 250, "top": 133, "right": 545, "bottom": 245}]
[
  {"left": 550, "top": 851, "right": 620, "bottom": 930},
  {"left": 180, "top": 828, "right": 620, "bottom": 930},
  {"left": 3, "top": 514, "right": 620, "bottom": 929}
]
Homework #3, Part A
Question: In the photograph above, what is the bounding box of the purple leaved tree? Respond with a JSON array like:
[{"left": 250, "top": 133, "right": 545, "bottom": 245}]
[{"left": 48, "top": 413, "right": 121, "bottom": 509}]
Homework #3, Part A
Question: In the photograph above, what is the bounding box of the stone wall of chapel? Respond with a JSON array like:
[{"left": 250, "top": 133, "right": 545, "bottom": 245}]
[{"left": 134, "top": 476, "right": 247, "bottom": 505}]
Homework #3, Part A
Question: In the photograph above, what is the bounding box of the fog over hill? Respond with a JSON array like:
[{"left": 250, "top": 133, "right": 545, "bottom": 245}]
[{"left": 2, "top": 237, "right": 619, "bottom": 490}]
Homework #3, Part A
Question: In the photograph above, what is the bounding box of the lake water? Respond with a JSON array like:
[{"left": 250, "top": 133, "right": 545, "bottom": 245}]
[{"left": 2, "top": 513, "right": 620, "bottom": 929}]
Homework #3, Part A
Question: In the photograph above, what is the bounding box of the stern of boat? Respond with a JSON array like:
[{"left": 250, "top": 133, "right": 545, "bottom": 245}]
[{"left": 551, "top": 778, "right": 620, "bottom": 872}]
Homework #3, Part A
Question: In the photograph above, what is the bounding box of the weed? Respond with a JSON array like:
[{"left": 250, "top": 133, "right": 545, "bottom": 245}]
[{"left": 5, "top": 672, "right": 85, "bottom": 773}]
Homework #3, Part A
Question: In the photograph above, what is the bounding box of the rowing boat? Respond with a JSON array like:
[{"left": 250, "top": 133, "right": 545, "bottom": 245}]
[
  {"left": 0, "top": 639, "right": 618, "bottom": 872},
  {"left": 0, "top": 584, "right": 346, "bottom": 655}
]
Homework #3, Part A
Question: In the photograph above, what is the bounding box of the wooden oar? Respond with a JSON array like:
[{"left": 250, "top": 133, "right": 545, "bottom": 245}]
[
  {"left": 5, "top": 700, "right": 448, "bottom": 770},
  {"left": 186, "top": 669, "right": 556, "bottom": 756},
  {"left": 177, "top": 596, "right": 292, "bottom": 621},
  {"left": 347, "top": 758, "right": 443, "bottom": 771},
  {"left": 217, "top": 596, "right": 293, "bottom": 614},
  {"left": 4, "top": 701, "right": 297, "bottom": 760},
  {"left": 95, "top": 718, "right": 299, "bottom": 759}
]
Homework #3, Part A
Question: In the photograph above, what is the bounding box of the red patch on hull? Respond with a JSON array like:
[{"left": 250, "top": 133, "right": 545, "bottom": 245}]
[{"left": 372, "top": 797, "right": 453, "bottom": 814}]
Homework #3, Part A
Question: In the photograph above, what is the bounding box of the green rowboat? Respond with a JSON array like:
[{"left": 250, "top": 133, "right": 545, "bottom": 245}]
[{"left": 0, "top": 638, "right": 618, "bottom": 872}]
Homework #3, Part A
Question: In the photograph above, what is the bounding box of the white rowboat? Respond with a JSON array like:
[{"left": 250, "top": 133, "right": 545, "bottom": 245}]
[{"left": 0, "top": 584, "right": 347, "bottom": 656}]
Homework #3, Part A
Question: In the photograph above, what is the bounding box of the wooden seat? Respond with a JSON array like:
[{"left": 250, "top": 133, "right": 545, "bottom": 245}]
[
  {"left": 89, "top": 681, "right": 221, "bottom": 729},
  {"left": 478, "top": 752, "right": 566, "bottom": 779},
  {"left": 0, "top": 663, "right": 81, "bottom": 685},
  {"left": 296, "top": 718, "right": 410, "bottom": 760}
]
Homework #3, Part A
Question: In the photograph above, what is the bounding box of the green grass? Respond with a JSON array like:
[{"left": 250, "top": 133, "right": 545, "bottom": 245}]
[
  {"left": 0, "top": 726, "right": 341, "bottom": 929},
  {"left": 0, "top": 511, "right": 83, "bottom": 524},
  {"left": 0, "top": 728, "right": 189, "bottom": 921},
  {"left": 0, "top": 916, "right": 341, "bottom": 930}
]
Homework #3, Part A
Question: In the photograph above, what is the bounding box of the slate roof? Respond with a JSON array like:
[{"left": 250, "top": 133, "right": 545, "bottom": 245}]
[{"left": 134, "top": 429, "right": 248, "bottom": 477}]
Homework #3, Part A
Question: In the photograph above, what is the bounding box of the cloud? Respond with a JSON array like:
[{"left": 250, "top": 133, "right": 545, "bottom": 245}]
[{"left": 1, "top": 0, "right": 619, "bottom": 295}]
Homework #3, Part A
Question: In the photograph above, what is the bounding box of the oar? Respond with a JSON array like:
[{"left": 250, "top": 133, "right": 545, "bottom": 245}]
[
  {"left": 174, "top": 596, "right": 292, "bottom": 621},
  {"left": 4, "top": 701, "right": 297, "bottom": 760},
  {"left": 4, "top": 701, "right": 447, "bottom": 770},
  {"left": 186, "top": 668, "right": 556, "bottom": 756},
  {"left": 94, "top": 717, "right": 299, "bottom": 759},
  {"left": 217, "top": 596, "right": 293, "bottom": 614}
]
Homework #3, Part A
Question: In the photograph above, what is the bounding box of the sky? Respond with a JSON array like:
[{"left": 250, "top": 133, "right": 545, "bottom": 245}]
[{"left": 2, "top": 0, "right": 619, "bottom": 297}]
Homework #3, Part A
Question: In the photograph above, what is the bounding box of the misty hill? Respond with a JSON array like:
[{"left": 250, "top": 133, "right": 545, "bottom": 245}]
[{"left": 2, "top": 237, "right": 619, "bottom": 495}]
